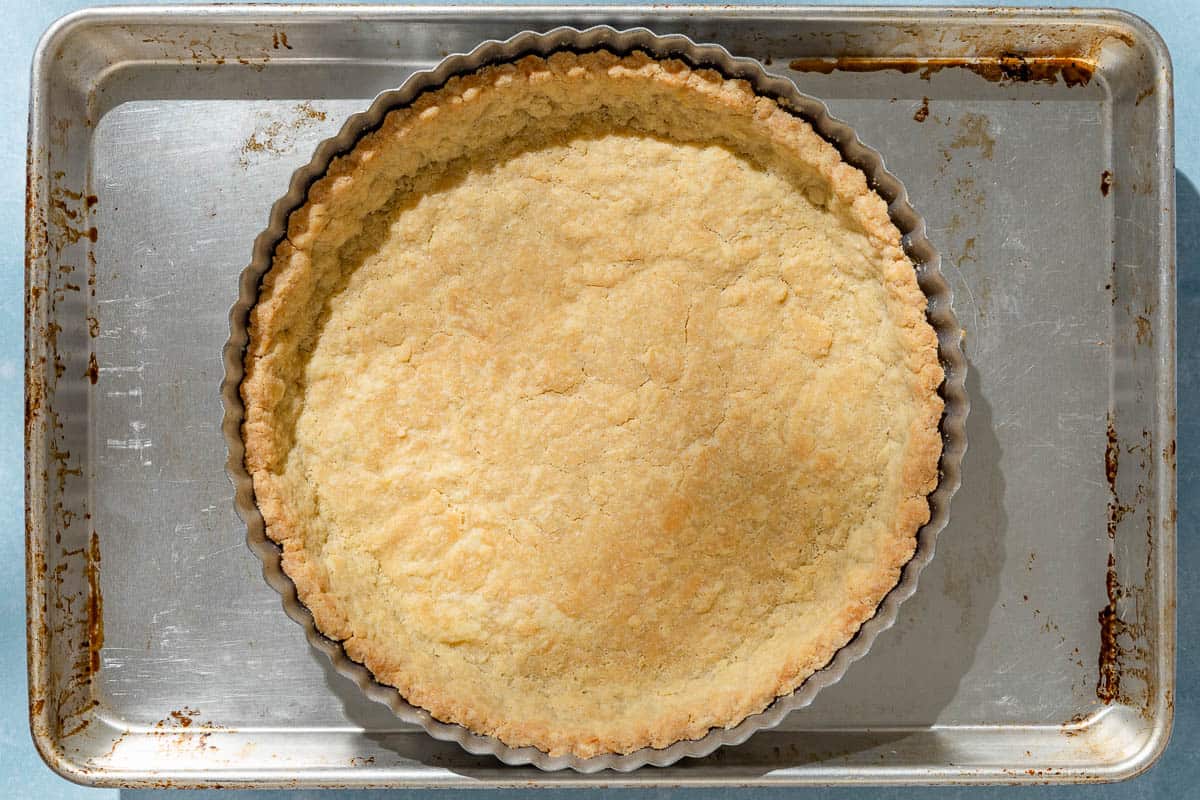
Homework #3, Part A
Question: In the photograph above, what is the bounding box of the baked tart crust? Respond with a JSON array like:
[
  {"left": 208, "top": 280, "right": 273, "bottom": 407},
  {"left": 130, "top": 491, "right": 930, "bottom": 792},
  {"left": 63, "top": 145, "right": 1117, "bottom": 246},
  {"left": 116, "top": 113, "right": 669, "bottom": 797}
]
[{"left": 242, "top": 51, "right": 943, "bottom": 758}]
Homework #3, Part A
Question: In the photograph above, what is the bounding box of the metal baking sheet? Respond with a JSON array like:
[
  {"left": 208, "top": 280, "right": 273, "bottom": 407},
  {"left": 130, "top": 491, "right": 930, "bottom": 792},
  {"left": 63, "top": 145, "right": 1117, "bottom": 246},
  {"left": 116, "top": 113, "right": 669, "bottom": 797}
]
[{"left": 25, "top": 4, "right": 1175, "bottom": 788}]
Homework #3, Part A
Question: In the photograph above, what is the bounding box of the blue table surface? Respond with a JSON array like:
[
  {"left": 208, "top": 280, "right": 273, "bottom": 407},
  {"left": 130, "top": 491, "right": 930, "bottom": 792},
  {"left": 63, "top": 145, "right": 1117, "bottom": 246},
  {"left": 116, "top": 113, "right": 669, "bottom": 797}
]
[{"left": 3, "top": 1, "right": 1196, "bottom": 798}]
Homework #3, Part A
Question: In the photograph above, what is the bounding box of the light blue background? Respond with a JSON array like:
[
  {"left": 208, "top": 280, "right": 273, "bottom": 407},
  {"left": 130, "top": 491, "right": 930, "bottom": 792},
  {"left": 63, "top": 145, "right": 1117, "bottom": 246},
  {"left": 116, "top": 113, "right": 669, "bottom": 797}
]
[{"left": 3, "top": 1, "right": 1195, "bottom": 798}]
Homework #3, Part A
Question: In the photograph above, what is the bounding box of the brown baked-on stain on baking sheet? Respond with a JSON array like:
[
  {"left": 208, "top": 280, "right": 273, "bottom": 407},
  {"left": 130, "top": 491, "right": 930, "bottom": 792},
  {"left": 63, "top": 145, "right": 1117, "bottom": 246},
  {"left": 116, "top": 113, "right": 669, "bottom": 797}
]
[
  {"left": 1095, "top": 417, "right": 1161, "bottom": 715},
  {"left": 1105, "top": 415, "right": 1129, "bottom": 540},
  {"left": 1096, "top": 553, "right": 1123, "bottom": 704},
  {"left": 913, "top": 97, "right": 931, "bottom": 122},
  {"left": 788, "top": 55, "right": 1094, "bottom": 87},
  {"left": 85, "top": 531, "right": 104, "bottom": 674}
]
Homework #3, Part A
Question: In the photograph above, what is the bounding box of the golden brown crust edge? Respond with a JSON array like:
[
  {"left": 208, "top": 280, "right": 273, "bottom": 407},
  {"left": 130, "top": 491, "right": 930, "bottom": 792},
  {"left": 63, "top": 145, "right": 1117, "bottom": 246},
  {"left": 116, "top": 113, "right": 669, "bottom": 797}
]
[{"left": 241, "top": 51, "right": 944, "bottom": 758}]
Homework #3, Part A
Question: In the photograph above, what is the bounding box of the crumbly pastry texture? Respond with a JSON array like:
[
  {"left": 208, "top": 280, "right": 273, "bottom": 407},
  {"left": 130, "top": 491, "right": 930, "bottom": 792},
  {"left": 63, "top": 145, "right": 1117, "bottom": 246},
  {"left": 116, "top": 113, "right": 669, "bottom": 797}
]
[{"left": 242, "top": 51, "right": 943, "bottom": 758}]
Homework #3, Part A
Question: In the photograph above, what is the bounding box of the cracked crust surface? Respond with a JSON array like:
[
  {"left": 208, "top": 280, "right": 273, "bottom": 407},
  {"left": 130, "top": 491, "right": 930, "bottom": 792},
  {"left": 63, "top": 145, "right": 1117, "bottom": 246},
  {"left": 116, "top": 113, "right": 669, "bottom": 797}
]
[{"left": 242, "top": 51, "right": 943, "bottom": 758}]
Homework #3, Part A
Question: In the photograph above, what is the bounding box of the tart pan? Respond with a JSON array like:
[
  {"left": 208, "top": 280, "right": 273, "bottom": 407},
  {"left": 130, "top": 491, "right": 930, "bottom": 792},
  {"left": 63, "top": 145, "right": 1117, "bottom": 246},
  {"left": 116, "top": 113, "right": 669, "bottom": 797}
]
[{"left": 221, "top": 24, "right": 969, "bottom": 772}]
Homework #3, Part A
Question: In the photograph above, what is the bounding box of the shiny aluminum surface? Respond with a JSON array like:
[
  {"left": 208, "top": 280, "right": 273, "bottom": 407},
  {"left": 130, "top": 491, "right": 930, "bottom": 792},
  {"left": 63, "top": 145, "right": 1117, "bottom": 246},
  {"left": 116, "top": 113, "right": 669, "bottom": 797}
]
[{"left": 25, "top": 4, "right": 1174, "bottom": 788}]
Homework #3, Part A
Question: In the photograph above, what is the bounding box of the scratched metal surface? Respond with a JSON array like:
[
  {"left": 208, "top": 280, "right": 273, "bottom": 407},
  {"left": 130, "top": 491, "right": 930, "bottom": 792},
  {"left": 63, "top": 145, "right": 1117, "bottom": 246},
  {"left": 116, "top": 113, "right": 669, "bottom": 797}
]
[{"left": 25, "top": 5, "right": 1175, "bottom": 788}]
